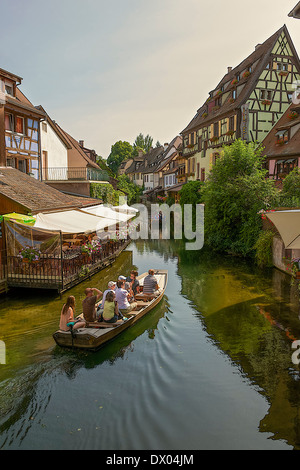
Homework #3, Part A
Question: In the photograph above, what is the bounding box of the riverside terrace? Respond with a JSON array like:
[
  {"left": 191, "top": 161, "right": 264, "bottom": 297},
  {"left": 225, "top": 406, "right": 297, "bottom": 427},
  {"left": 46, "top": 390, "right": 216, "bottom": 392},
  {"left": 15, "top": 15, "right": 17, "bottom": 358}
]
[{"left": 1, "top": 205, "right": 136, "bottom": 294}]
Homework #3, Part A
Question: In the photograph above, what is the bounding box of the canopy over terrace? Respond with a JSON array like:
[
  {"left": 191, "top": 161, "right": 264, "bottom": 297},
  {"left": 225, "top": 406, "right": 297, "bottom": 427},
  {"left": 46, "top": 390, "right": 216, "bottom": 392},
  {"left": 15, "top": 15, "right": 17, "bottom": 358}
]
[
  {"left": 33, "top": 206, "right": 135, "bottom": 235},
  {"left": 4, "top": 205, "right": 136, "bottom": 292},
  {"left": 266, "top": 210, "right": 300, "bottom": 249}
]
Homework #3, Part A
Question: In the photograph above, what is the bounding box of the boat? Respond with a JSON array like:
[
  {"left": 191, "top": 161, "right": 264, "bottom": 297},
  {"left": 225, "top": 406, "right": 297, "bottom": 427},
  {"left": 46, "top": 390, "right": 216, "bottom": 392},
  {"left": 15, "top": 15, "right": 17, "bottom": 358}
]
[{"left": 52, "top": 270, "right": 168, "bottom": 351}]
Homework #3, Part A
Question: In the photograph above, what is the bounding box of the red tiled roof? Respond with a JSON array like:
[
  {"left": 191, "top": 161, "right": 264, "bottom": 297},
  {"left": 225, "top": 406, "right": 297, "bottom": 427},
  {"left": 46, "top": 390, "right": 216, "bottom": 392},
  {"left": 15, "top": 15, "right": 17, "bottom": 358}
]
[{"left": 261, "top": 104, "right": 300, "bottom": 159}]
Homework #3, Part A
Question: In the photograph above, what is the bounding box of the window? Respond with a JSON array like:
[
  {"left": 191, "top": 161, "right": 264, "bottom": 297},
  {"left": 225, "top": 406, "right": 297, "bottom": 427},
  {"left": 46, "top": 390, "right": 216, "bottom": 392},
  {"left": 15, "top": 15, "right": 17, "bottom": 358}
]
[
  {"left": 5, "top": 84, "right": 13, "bottom": 96},
  {"left": 260, "top": 90, "right": 273, "bottom": 101},
  {"left": 229, "top": 116, "right": 235, "bottom": 131},
  {"left": 42, "top": 122, "right": 47, "bottom": 133},
  {"left": 18, "top": 160, "right": 27, "bottom": 173},
  {"left": 214, "top": 122, "right": 219, "bottom": 137},
  {"left": 5, "top": 114, "right": 14, "bottom": 132},
  {"left": 16, "top": 116, "right": 24, "bottom": 134},
  {"left": 276, "top": 130, "right": 289, "bottom": 145},
  {"left": 201, "top": 168, "right": 205, "bottom": 182},
  {"left": 232, "top": 90, "right": 237, "bottom": 100}
]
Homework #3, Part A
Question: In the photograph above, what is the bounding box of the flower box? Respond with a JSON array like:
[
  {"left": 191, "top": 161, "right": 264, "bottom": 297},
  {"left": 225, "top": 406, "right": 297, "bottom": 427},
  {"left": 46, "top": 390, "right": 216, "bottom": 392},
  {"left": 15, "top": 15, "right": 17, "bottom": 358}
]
[
  {"left": 243, "top": 71, "right": 251, "bottom": 79},
  {"left": 261, "top": 99, "right": 272, "bottom": 106},
  {"left": 210, "top": 136, "right": 219, "bottom": 143},
  {"left": 226, "top": 130, "right": 235, "bottom": 137},
  {"left": 18, "top": 246, "right": 41, "bottom": 263},
  {"left": 279, "top": 71, "right": 289, "bottom": 76},
  {"left": 288, "top": 111, "right": 298, "bottom": 121},
  {"left": 231, "top": 79, "right": 238, "bottom": 86}
]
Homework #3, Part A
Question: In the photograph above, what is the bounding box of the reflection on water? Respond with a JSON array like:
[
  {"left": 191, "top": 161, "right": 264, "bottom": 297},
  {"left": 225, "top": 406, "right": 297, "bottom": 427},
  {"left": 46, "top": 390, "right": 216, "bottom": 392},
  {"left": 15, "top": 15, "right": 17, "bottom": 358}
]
[{"left": 0, "top": 240, "right": 300, "bottom": 449}]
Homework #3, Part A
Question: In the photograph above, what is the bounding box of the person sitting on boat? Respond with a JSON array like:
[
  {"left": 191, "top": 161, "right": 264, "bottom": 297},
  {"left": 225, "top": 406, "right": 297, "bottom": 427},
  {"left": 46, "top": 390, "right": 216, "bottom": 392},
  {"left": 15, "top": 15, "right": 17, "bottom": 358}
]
[
  {"left": 102, "top": 291, "right": 122, "bottom": 323},
  {"left": 143, "top": 269, "right": 162, "bottom": 297},
  {"left": 115, "top": 280, "right": 137, "bottom": 316},
  {"left": 126, "top": 270, "right": 140, "bottom": 296},
  {"left": 96, "top": 281, "right": 116, "bottom": 321},
  {"left": 59, "top": 296, "right": 86, "bottom": 332},
  {"left": 82, "top": 287, "right": 102, "bottom": 323}
]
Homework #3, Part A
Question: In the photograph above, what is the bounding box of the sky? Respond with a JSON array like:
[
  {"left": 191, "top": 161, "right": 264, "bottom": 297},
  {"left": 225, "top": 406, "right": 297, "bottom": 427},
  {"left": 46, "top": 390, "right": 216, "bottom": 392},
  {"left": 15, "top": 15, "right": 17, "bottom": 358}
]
[{"left": 0, "top": 0, "right": 299, "bottom": 158}]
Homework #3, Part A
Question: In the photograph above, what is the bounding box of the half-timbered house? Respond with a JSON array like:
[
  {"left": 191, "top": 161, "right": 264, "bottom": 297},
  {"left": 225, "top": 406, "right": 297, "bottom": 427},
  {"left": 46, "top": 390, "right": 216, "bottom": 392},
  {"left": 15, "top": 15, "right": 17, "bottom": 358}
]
[
  {"left": 181, "top": 25, "right": 300, "bottom": 181},
  {"left": 0, "top": 67, "right": 45, "bottom": 178}
]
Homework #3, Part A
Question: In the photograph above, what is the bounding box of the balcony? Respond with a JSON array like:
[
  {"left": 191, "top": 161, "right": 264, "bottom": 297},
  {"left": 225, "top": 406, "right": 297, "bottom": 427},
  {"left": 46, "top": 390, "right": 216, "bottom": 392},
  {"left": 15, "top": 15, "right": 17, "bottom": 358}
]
[
  {"left": 42, "top": 167, "right": 110, "bottom": 182},
  {"left": 42, "top": 167, "right": 111, "bottom": 198}
]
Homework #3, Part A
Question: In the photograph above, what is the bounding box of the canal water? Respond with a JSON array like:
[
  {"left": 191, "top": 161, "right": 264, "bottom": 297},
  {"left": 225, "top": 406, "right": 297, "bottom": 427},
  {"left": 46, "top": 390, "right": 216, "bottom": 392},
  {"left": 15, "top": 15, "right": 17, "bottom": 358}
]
[{"left": 0, "top": 239, "right": 300, "bottom": 450}]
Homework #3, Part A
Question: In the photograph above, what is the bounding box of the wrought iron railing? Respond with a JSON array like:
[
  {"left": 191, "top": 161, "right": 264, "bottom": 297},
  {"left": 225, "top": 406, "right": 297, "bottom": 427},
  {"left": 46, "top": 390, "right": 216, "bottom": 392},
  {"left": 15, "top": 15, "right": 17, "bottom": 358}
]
[
  {"left": 6, "top": 238, "right": 129, "bottom": 292},
  {"left": 42, "top": 167, "right": 110, "bottom": 182}
]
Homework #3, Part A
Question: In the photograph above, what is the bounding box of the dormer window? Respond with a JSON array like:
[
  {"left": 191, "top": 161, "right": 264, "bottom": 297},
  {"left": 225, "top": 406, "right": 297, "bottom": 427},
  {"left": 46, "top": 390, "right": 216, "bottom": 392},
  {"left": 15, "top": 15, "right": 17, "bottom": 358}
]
[
  {"left": 5, "top": 83, "right": 13, "bottom": 96},
  {"left": 276, "top": 130, "right": 289, "bottom": 145}
]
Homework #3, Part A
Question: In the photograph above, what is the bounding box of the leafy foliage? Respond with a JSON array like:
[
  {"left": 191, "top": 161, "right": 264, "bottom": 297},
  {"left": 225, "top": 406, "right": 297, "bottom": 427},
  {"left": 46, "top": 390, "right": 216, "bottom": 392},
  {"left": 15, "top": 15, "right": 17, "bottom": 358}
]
[
  {"left": 202, "top": 140, "right": 277, "bottom": 257},
  {"left": 132, "top": 133, "right": 153, "bottom": 157},
  {"left": 280, "top": 168, "right": 300, "bottom": 207},
  {"left": 107, "top": 141, "right": 133, "bottom": 174},
  {"left": 253, "top": 230, "right": 275, "bottom": 268},
  {"left": 116, "top": 174, "right": 143, "bottom": 204}
]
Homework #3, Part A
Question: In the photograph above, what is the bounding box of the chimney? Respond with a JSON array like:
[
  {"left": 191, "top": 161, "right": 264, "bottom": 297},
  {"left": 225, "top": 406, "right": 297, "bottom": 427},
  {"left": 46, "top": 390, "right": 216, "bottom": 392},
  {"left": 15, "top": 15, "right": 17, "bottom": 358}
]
[
  {"left": 164, "top": 143, "right": 169, "bottom": 151},
  {"left": 79, "top": 140, "right": 84, "bottom": 148},
  {"left": 138, "top": 149, "right": 144, "bottom": 158},
  {"left": 227, "top": 67, "right": 232, "bottom": 73},
  {"left": 255, "top": 44, "right": 262, "bottom": 50}
]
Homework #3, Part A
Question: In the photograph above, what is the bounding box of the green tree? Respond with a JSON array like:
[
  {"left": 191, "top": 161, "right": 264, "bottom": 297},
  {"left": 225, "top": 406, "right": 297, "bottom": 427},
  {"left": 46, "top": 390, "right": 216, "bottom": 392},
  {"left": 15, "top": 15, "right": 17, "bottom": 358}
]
[
  {"left": 107, "top": 141, "right": 133, "bottom": 175},
  {"left": 280, "top": 168, "right": 300, "bottom": 207},
  {"left": 179, "top": 180, "right": 203, "bottom": 206},
  {"left": 202, "top": 140, "right": 278, "bottom": 257},
  {"left": 116, "top": 174, "right": 143, "bottom": 204},
  {"left": 132, "top": 133, "right": 153, "bottom": 156}
]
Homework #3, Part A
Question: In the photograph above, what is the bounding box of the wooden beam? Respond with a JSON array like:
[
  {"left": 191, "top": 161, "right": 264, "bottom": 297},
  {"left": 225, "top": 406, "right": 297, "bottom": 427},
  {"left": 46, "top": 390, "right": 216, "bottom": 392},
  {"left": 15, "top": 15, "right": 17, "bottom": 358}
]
[{"left": 0, "top": 105, "right": 6, "bottom": 167}]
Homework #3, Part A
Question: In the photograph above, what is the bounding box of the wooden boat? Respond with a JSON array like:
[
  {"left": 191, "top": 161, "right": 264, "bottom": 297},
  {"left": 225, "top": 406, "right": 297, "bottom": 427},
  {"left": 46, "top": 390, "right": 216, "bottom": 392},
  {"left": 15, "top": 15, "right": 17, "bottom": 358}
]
[{"left": 53, "top": 270, "right": 168, "bottom": 351}]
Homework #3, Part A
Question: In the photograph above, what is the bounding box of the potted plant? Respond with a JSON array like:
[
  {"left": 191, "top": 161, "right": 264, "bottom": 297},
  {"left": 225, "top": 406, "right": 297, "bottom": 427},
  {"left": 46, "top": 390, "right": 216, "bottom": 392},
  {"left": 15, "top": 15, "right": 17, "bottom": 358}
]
[
  {"left": 261, "top": 99, "right": 272, "bottom": 106},
  {"left": 231, "top": 79, "right": 238, "bottom": 86},
  {"left": 18, "top": 246, "right": 41, "bottom": 263},
  {"left": 226, "top": 130, "right": 235, "bottom": 137},
  {"left": 286, "top": 258, "right": 300, "bottom": 278},
  {"left": 288, "top": 111, "right": 298, "bottom": 121},
  {"left": 242, "top": 71, "right": 251, "bottom": 79},
  {"left": 210, "top": 136, "right": 219, "bottom": 143}
]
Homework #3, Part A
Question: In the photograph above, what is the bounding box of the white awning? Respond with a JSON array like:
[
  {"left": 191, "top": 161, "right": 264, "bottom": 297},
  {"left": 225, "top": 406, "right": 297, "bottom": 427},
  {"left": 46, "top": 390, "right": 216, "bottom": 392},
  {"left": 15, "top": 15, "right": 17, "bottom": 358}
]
[
  {"left": 112, "top": 204, "right": 139, "bottom": 214},
  {"left": 33, "top": 209, "right": 117, "bottom": 234},
  {"left": 81, "top": 204, "right": 134, "bottom": 223},
  {"left": 266, "top": 210, "right": 300, "bottom": 249}
]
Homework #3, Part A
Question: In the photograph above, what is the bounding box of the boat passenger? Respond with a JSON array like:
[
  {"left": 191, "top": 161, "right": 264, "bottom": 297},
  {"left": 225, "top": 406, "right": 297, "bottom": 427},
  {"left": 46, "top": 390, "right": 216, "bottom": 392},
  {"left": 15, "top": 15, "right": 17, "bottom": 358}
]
[
  {"left": 102, "top": 291, "right": 120, "bottom": 323},
  {"left": 82, "top": 287, "right": 102, "bottom": 323},
  {"left": 59, "top": 296, "right": 86, "bottom": 332},
  {"left": 97, "top": 281, "right": 116, "bottom": 321},
  {"left": 115, "top": 280, "right": 137, "bottom": 315},
  {"left": 126, "top": 270, "right": 140, "bottom": 296},
  {"left": 143, "top": 269, "right": 162, "bottom": 297}
]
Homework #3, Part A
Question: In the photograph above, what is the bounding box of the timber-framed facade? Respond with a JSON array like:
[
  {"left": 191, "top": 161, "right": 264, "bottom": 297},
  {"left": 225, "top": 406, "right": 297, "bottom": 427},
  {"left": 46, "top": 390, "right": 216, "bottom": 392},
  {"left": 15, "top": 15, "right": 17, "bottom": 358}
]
[
  {"left": 0, "top": 68, "right": 45, "bottom": 178},
  {"left": 181, "top": 25, "right": 300, "bottom": 182}
]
